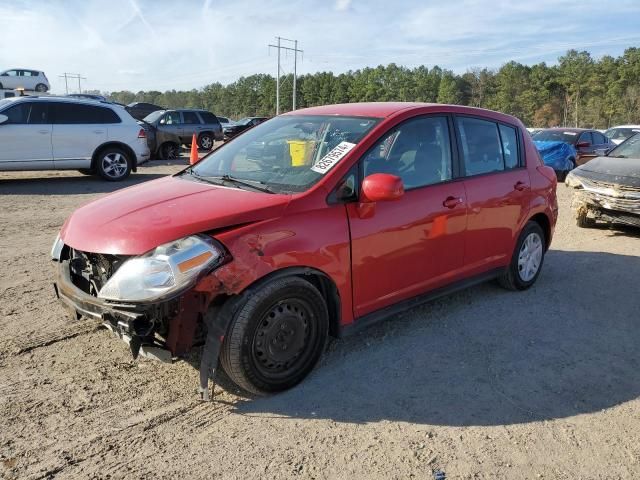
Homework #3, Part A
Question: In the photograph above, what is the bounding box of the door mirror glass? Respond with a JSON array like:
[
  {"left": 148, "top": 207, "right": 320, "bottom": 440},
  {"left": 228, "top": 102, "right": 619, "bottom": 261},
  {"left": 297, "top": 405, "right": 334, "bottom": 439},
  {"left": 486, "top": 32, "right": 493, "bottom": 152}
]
[
  {"left": 0, "top": 114, "right": 8, "bottom": 124},
  {"left": 576, "top": 141, "right": 590, "bottom": 148},
  {"left": 361, "top": 173, "right": 404, "bottom": 202}
]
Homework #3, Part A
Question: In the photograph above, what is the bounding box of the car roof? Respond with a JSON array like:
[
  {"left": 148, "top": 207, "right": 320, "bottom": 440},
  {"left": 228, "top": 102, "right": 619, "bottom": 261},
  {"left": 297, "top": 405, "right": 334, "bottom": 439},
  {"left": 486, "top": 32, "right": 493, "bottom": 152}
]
[
  {"left": 284, "top": 102, "right": 520, "bottom": 124},
  {"left": 608, "top": 124, "right": 640, "bottom": 129},
  {"left": 2, "top": 95, "right": 116, "bottom": 107}
]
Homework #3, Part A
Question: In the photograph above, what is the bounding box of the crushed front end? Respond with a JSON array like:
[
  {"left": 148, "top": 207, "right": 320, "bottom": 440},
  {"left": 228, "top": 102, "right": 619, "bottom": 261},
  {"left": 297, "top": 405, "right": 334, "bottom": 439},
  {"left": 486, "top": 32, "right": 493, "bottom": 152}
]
[{"left": 566, "top": 173, "right": 640, "bottom": 227}]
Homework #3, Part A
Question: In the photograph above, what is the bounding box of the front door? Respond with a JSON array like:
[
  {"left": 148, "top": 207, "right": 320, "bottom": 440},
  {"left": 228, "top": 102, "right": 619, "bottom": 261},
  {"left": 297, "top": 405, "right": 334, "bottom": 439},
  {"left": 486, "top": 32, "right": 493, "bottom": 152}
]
[
  {"left": 347, "top": 115, "right": 467, "bottom": 318},
  {"left": 0, "top": 101, "right": 53, "bottom": 169}
]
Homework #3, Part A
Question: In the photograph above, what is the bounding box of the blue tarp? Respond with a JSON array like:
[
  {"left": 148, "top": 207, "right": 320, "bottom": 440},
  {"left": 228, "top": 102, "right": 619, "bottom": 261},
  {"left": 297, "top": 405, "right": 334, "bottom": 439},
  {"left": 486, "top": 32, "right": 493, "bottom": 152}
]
[{"left": 533, "top": 140, "right": 576, "bottom": 171}]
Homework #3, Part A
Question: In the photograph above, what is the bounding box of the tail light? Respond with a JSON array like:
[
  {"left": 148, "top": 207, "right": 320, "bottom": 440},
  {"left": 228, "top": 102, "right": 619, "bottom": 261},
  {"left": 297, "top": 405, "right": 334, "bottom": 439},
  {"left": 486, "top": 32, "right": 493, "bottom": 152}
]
[{"left": 137, "top": 128, "right": 146, "bottom": 139}]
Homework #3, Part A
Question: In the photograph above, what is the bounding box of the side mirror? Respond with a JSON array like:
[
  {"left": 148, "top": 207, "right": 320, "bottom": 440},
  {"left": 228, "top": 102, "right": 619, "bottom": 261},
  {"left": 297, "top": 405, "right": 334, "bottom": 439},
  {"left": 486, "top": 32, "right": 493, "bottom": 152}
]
[
  {"left": 0, "top": 114, "right": 8, "bottom": 125},
  {"left": 576, "top": 141, "right": 591, "bottom": 148},
  {"left": 361, "top": 173, "right": 404, "bottom": 202}
]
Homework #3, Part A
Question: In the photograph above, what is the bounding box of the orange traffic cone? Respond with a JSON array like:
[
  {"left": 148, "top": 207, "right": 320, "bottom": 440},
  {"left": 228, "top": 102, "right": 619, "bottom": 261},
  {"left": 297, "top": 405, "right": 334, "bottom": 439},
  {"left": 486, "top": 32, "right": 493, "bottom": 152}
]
[{"left": 189, "top": 133, "right": 199, "bottom": 165}]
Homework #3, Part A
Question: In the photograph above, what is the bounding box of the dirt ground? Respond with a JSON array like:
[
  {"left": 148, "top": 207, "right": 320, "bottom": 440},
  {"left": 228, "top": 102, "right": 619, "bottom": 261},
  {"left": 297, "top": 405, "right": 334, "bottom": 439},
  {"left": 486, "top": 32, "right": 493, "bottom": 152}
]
[{"left": 1, "top": 159, "right": 639, "bottom": 480}]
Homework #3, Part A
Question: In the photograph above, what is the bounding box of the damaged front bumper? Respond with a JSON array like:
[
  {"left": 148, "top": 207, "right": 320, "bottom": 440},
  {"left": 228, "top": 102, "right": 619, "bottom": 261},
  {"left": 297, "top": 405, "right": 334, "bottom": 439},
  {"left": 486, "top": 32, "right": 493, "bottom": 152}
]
[{"left": 570, "top": 182, "right": 640, "bottom": 227}]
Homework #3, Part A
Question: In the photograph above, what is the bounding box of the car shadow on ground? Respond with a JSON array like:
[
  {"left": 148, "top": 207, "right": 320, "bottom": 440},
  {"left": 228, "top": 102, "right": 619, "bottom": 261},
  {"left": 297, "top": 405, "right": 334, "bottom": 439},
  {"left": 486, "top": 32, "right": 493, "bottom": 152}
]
[
  {"left": 228, "top": 250, "right": 640, "bottom": 426},
  {"left": 0, "top": 161, "right": 183, "bottom": 195}
]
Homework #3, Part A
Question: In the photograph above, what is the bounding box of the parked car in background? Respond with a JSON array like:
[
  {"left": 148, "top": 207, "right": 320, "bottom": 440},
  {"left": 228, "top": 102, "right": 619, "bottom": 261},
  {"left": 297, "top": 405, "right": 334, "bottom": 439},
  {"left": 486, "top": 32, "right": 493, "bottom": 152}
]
[
  {"left": 604, "top": 125, "right": 640, "bottom": 145},
  {"left": 0, "top": 96, "right": 149, "bottom": 180},
  {"left": 217, "top": 116, "right": 235, "bottom": 127},
  {"left": 223, "top": 116, "right": 268, "bottom": 139},
  {"left": 0, "top": 69, "right": 50, "bottom": 92},
  {"left": 67, "top": 93, "right": 108, "bottom": 102},
  {"left": 141, "top": 108, "right": 223, "bottom": 159},
  {"left": 532, "top": 128, "right": 614, "bottom": 180},
  {"left": 125, "top": 102, "right": 163, "bottom": 121},
  {"left": 566, "top": 133, "right": 640, "bottom": 228},
  {"left": 51, "top": 102, "right": 557, "bottom": 397}
]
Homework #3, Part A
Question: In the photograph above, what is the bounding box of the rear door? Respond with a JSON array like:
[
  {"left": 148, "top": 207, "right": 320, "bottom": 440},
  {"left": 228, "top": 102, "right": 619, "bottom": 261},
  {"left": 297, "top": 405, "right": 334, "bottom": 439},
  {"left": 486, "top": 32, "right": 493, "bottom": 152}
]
[
  {"left": 0, "top": 101, "right": 53, "bottom": 169},
  {"left": 51, "top": 102, "right": 107, "bottom": 168},
  {"left": 181, "top": 111, "right": 202, "bottom": 140},
  {"left": 455, "top": 116, "right": 531, "bottom": 276},
  {"left": 347, "top": 115, "right": 468, "bottom": 317}
]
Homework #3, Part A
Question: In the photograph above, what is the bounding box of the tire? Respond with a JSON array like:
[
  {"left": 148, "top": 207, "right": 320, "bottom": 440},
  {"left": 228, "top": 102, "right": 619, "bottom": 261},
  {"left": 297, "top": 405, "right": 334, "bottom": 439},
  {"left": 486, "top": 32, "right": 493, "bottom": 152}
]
[
  {"left": 198, "top": 133, "right": 214, "bottom": 150},
  {"left": 159, "top": 142, "right": 179, "bottom": 160},
  {"left": 220, "top": 277, "right": 329, "bottom": 395},
  {"left": 35, "top": 83, "right": 48, "bottom": 92},
  {"left": 576, "top": 208, "right": 596, "bottom": 228},
  {"left": 0, "top": 82, "right": 3, "bottom": 89},
  {"left": 95, "top": 147, "right": 132, "bottom": 181},
  {"left": 77, "top": 168, "right": 93, "bottom": 175},
  {"left": 498, "top": 221, "right": 546, "bottom": 291}
]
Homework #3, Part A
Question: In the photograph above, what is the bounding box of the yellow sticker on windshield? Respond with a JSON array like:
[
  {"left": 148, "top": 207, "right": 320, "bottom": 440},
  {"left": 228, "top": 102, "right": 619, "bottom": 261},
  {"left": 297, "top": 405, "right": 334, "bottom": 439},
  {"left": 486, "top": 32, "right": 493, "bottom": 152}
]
[{"left": 311, "top": 141, "right": 357, "bottom": 174}]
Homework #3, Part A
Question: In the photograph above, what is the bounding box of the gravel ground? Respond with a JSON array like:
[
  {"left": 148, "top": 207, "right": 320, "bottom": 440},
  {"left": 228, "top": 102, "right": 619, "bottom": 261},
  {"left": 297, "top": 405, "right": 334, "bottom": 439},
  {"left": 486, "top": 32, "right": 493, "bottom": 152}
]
[{"left": 1, "top": 160, "right": 639, "bottom": 479}]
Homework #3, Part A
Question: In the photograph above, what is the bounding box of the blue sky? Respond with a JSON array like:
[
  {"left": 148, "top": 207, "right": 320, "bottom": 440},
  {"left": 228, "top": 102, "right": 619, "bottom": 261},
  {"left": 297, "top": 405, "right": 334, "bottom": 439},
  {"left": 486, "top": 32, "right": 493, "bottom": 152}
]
[{"left": 1, "top": 0, "right": 639, "bottom": 94}]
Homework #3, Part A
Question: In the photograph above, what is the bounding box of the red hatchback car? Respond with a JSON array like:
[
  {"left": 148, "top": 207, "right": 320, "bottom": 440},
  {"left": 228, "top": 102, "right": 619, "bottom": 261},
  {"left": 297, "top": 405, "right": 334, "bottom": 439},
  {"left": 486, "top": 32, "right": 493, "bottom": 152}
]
[{"left": 52, "top": 103, "right": 558, "bottom": 396}]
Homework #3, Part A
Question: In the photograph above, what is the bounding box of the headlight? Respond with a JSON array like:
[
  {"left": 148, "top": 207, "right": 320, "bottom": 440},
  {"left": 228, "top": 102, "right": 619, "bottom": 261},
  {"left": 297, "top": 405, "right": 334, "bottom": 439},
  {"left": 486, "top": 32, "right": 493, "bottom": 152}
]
[
  {"left": 51, "top": 233, "right": 64, "bottom": 261},
  {"left": 98, "top": 235, "right": 224, "bottom": 302},
  {"left": 565, "top": 171, "right": 583, "bottom": 189}
]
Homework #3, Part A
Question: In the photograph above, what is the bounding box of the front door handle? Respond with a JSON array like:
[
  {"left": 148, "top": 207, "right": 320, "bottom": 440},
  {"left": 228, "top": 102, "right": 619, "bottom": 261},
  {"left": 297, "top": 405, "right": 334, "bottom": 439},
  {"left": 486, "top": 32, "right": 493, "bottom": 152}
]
[
  {"left": 443, "top": 196, "right": 463, "bottom": 209},
  {"left": 92, "top": 130, "right": 104, "bottom": 134},
  {"left": 514, "top": 181, "right": 529, "bottom": 191},
  {"left": 38, "top": 130, "right": 49, "bottom": 134}
]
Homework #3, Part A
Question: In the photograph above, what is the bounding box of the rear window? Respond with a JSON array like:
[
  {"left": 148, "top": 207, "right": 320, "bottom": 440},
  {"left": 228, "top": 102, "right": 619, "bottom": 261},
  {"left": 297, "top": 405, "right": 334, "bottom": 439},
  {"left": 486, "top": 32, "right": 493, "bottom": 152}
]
[
  {"left": 199, "top": 111, "right": 219, "bottom": 124},
  {"left": 183, "top": 111, "right": 201, "bottom": 124},
  {"left": 52, "top": 103, "right": 121, "bottom": 124}
]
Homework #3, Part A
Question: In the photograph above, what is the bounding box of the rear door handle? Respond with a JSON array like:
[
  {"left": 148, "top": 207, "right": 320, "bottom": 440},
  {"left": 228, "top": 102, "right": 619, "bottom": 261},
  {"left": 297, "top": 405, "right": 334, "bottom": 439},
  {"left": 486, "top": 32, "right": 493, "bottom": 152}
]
[
  {"left": 92, "top": 130, "right": 104, "bottom": 134},
  {"left": 514, "top": 181, "right": 529, "bottom": 191},
  {"left": 38, "top": 130, "right": 49, "bottom": 134},
  {"left": 443, "top": 196, "right": 463, "bottom": 209}
]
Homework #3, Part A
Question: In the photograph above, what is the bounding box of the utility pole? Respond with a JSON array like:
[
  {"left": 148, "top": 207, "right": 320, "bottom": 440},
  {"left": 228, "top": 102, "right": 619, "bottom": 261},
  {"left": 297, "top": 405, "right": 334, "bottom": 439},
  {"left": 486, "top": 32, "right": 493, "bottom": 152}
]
[
  {"left": 58, "top": 73, "right": 86, "bottom": 94},
  {"left": 268, "top": 37, "right": 303, "bottom": 115}
]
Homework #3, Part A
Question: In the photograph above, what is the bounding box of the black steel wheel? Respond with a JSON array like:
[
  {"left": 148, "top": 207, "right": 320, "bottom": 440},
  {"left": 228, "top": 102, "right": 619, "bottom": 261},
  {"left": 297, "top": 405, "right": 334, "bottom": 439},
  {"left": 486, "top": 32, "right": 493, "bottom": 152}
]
[{"left": 220, "top": 277, "right": 329, "bottom": 395}]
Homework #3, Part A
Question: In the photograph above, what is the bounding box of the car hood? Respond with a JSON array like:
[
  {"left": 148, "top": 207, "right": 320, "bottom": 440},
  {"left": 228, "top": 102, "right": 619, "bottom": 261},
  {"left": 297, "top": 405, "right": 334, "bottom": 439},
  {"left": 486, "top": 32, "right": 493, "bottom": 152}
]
[
  {"left": 61, "top": 175, "right": 291, "bottom": 255},
  {"left": 574, "top": 156, "right": 640, "bottom": 187}
]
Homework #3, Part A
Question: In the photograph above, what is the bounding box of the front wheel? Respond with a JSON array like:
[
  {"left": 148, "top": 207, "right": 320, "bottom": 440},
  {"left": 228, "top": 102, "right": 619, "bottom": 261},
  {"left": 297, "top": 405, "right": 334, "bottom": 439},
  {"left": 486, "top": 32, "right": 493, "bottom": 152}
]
[
  {"left": 220, "top": 277, "right": 329, "bottom": 395},
  {"left": 159, "top": 142, "right": 180, "bottom": 160},
  {"left": 96, "top": 148, "right": 132, "bottom": 181},
  {"left": 35, "top": 83, "right": 48, "bottom": 92},
  {"left": 498, "top": 221, "right": 546, "bottom": 291},
  {"left": 576, "top": 208, "right": 596, "bottom": 228}
]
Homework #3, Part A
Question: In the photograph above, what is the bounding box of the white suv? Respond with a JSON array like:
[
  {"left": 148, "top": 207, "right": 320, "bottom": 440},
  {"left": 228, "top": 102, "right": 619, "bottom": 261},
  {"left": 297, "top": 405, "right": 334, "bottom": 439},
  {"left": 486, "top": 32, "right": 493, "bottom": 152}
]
[
  {"left": 0, "top": 96, "right": 150, "bottom": 181},
  {"left": 0, "top": 69, "right": 50, "bottom": 92}
]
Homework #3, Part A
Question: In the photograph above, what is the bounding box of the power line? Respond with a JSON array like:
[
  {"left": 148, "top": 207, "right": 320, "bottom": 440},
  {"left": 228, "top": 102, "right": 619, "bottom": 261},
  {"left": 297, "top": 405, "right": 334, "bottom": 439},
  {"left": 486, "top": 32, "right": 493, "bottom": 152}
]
[
  {"left": 58, "top": 73, "right": 86, "bottom": 94},
  {"left": 268, "top": 37, "right": 303, "bottom": 115}
]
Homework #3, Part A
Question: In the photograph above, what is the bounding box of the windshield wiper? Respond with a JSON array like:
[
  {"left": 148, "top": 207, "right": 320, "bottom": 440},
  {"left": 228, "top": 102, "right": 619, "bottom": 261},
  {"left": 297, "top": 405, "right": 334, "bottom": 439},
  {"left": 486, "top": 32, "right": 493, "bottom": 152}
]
[
  {"left": 212, "top": 174, "right": 275, "bottom": 194},
  {"left": 610, "top": 154, "right": 627, "bottom": 158}
]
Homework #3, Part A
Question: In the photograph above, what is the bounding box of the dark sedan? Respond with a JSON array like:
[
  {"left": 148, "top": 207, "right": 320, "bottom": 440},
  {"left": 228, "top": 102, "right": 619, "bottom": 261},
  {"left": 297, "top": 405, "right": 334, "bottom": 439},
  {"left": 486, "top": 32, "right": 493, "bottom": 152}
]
[
  {"left": 223, "top": 116, "right": 268, "bottom": 139},
  {"left": 565, "top": 133, "right": 640, "bottom": 228}
]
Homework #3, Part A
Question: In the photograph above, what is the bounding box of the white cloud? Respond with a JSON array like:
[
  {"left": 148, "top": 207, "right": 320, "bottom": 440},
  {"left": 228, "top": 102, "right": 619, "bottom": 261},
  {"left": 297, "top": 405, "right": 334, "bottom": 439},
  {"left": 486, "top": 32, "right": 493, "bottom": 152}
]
[{"left": 335, "top": 0, "right": 352, "bottom": 11}]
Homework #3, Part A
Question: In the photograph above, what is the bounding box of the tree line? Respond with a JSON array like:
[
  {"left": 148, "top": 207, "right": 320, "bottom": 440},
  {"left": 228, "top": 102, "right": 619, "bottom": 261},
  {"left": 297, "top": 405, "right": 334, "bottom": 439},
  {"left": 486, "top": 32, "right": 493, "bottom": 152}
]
[{"left": 103, "top": 48, "right": 640, "bottom": 128}]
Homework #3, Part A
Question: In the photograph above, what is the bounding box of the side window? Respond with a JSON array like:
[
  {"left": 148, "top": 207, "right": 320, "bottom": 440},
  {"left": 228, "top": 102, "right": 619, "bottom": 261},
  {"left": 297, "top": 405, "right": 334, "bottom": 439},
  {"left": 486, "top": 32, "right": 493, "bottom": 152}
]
[
  {"left": 362, "top": 116, "right": 453, "bottom": 189},
  {"left": 456, "top": 117, "right": 504, "bottom": 176},
  {"left": 498, "top": 124, "right": 520, "bottom": 169},
  {"left": 5, "top": 70, "right": 17, "bottom": 76},
  {"left": 3, "top": 103, "right": 30, "bottom": 123},
  {"left": 200, "top": 112, "right": 218, "bottom": 123},
  {"left": 52, "top": 103, "right": 110, "bottom": 124},
  {"left": 593, "top": 132, "right": 606, "bottom": 144},
  {"left": 101, "top": 107, "right": 121, "bottom": 123},
  {"left": 578, "top": 132, "right": 592, "bottom": 145},
  {"left": 160, "top": 111, "right": 181, "bottom": 125},
  {"left": 182, "top": 111, "right": 200, "bottom": 124}
]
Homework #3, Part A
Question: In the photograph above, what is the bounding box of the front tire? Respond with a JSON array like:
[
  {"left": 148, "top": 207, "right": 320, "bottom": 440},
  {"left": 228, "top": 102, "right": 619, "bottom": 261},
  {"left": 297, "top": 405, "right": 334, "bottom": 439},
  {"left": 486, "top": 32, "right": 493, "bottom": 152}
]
[
  {"left": 576, "top": 208, "right": 596, "bottom": 228},
  {"left": 159, "top": 142, "right": 179, "bottom": 160},
  {"left": 220, "top": 277, "right": 329, "bottom": 395},
  {"left": 498, "top": 221, "right": 546, "bottom": 291},
  {"left": 198, "top": 133, "right": 214, "bottom": 150},
  {"left": 96, "top": 147, "right": 132, "bottom": 181}
]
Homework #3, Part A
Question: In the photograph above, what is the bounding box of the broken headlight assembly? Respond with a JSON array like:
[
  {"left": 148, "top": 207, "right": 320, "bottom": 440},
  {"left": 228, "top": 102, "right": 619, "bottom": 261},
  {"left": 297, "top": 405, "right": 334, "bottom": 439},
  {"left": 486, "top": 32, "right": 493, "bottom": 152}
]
[
  {"left": 97, "top": 235, "right": 225, "bottom": 302},
  {"left": 565, "top": 171, "right": 584, "bottom": 189}
]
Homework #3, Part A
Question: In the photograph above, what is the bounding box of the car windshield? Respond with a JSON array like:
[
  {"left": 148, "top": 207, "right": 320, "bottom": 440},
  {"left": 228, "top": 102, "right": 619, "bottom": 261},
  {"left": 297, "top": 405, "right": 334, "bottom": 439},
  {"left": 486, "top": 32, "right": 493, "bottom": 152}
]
[
  {"left": 143, "top": 110, "right": 165, "bottom": 123},
  {"left": 605, "top": 127, "right": 640, "bottom": 141},
  {"left": 189, "top": 115, "right": 379, "bottom": 193},
  {"left": 532, "top": 130, "right": 578, "bottom": 144},
  {"left": 236, "top": 117, "right": 253, "bottom": 126},
  {"left": 607, "top": 133, "right": 640, "bottom": 159}
]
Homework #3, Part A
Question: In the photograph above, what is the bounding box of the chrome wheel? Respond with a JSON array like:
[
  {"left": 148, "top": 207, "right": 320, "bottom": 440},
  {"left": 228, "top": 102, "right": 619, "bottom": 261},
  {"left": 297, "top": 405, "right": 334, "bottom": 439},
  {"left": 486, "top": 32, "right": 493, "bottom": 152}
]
[
  {"left": 101, "top": 152, "right": 128, "bottom": 179},
  {"left": 517, "top": 232, "right": 543, "bottom": 282},
  {"left": 199, "top": 134, "right": 213, "bottom": 150}
]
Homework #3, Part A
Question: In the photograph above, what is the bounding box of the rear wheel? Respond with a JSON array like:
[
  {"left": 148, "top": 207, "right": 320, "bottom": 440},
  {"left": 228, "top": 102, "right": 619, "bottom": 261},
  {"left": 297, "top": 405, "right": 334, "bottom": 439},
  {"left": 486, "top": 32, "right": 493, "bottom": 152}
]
[
  {"left": 498, "top": 221, "right": 546, "bottom": 291},
  {"left": 198, "top": 133, "right": 214, "bottom": 150},
  {"left": 35, "top": 83, "right": 48, "bottom": 92},
  {"left": 576, "top": 208, "right": 596, "bottom": 228},
  {"left": 220, "top": 277, "right": 329, "bottom": 395},
  {"left": 159, "top": 142, "right": 180, "bottom": 160},
  {"left": 96, "top": 147, "right": 132, "bottom": 181}
]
